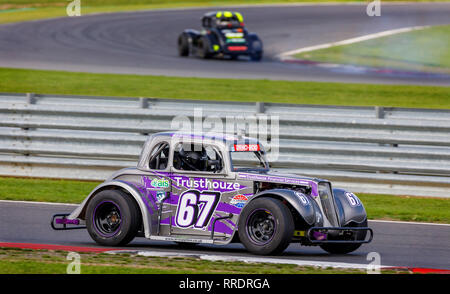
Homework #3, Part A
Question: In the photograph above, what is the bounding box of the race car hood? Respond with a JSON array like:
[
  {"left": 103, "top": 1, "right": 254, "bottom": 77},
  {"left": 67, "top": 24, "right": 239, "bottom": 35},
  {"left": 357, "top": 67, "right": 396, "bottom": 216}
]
[{"left": 236, "top": 170, "right": 325, "bottom": 197}]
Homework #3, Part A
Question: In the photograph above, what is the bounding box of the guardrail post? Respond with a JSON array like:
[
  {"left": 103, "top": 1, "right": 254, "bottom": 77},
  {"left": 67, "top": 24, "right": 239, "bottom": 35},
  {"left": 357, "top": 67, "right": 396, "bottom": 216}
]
[
  {"left": 375, "top": 106, "right": 384, "bottom": 119},
  {"left": 139, "top": 97, "right": 149, "bottom": 109},
  {"left": 256, "top": 102, "right": 265, "bottom": 114},
  {"left": 26, "top": 93, "right": 36, "bottom": 105},
  {"left": 375, "top": 106, "right": 385, "bottom": 174},
  {"left": 375, "top": 106, "right": 398, "bottom": 174},
  {"left": 139, "top": 98, "right": 150, "bottom": 136},
  {"left": 22, "top": 93, "right": 37, "bottom": 133}
]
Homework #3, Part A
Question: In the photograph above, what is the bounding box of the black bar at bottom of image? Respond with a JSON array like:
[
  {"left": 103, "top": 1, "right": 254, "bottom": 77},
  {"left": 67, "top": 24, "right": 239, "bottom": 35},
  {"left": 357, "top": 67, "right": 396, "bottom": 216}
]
[{"left": 0, "top": 274, "right": 448, "bottom": 292}]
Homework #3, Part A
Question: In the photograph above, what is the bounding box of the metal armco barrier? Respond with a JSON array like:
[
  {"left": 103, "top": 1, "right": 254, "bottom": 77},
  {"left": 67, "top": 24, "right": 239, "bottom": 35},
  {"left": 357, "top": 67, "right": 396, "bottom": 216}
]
[{"left": 1, "top": 92, "right": 449, "bottom": 198}]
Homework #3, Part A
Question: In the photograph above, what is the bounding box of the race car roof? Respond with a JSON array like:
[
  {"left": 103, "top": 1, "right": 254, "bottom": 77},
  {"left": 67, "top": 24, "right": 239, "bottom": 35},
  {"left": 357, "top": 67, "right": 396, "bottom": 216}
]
[
  {"left": 149, "top": 131, "right": 262, "bottom": 150},
  {"left": 203, "top": 11, "right": 244, "bottom": 22}
]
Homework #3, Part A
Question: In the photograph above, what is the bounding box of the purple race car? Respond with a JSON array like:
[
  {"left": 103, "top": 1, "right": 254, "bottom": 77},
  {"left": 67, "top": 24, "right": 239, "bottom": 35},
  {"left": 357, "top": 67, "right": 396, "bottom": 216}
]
[{"left": 52, "top": 132, "right": 372, "bottom": 255}]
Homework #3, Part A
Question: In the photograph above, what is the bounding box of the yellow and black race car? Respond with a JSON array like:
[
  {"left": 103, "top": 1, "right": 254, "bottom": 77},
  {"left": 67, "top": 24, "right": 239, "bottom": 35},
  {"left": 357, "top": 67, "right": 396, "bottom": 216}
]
[{"left": 178, "top": 11, "right": 263, "bottom": 61}]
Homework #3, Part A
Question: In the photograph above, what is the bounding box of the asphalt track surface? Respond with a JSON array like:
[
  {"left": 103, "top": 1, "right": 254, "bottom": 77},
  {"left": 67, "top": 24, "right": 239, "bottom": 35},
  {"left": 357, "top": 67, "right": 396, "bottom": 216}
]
[
  {"left": 0, "top": 3, "right": 450, "bottom": 85},
  {"left": 1, "top": 201, "right": 449, "bottom": 270}
]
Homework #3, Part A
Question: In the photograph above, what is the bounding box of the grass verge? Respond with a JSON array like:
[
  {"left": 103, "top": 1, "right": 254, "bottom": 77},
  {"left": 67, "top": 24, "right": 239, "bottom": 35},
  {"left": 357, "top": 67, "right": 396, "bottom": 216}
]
[
  {"left": 0, "top": 247, "right": 401, "bottom": 274},
  {"left": 0, "top": 177, "right": 99, "bottom": 204},
  {"left": 295, "top": 25, "right": 450, "bottom": 74},
  {"left": 1, "top": 1, "right": 448, "bottom": 24},
  {"left": 358, "top": 194, "right": 450, "bottom": 224},
  {"left": 1, "top": 177, "right": 449, "bottom": 223},
  {"left": 1, "top": 67, "right": 449, "bottom": 108}
]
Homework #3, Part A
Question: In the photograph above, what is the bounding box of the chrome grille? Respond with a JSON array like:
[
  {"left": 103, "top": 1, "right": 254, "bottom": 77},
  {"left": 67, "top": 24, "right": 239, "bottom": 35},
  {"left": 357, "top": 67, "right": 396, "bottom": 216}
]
[{"left": 318, "top": 182, "right": 339, "bottom": 226}]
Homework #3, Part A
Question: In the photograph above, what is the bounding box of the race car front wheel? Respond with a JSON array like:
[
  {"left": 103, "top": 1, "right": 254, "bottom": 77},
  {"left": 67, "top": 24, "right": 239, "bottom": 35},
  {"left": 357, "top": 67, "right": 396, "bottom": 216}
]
[
  {"left": 238, "top": 197, "right": 294, "bottom": 255},
  {"left": 250, "top": 51, "right": 262, "bottom": 61},
  {"left": 249, "top": 35, "right": 263, "bottom": 61},
  {"left": 86, "top": 189, "right": 141, "bottom": 246}
]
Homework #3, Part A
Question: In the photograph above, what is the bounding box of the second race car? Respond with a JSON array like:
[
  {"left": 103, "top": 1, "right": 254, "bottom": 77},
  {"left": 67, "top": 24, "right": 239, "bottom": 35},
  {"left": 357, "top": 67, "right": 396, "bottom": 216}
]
[{"left": 178, "top": 11, "right": 263, "bottom": 61}]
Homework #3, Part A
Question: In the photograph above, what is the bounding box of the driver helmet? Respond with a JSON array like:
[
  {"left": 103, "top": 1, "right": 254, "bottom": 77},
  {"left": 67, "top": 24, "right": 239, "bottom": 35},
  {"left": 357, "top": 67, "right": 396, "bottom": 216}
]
[{"left": 178, "top": 144, "right": 207, "bottom": 171}]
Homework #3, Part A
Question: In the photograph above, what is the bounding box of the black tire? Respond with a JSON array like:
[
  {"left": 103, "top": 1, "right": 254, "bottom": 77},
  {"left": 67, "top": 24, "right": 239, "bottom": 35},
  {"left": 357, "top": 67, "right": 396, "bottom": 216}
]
[
  {"left": 250, "top": 51, "right": 262, "bottom": 61},
  {"left": 319, "top": 220, "right": 368, "bottom": 254},
  {"left": 249, "top": 35, "right": 263, "bottom": 61},
  {"left": 86, "top": 189, "right": 141, "bottom": 246},
  {"left": 178, "top": 34, "right": 189, "bottom": 57},
  {"left": 238, "top": 197, "right": 294, "bottom": 255},
  {"left": 198, "top": 36, "right": 211, "bottom": 59}
]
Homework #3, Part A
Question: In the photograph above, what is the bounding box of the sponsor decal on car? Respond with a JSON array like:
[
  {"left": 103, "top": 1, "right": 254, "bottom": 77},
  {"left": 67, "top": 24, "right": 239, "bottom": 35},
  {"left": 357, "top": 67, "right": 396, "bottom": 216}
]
[
  {"left": 230, "top": 194, "right": 248, "bottom": 208},
  {"left": 226, "top": 38, "right": 246, "bottom": 43},
  {"left": 237, "top": 173, "right": 319, "bottom": 197},
  {"left": 173, "top": 176, "right": 242, "bottom": 191},
  {"left": 225, "top": 32, "right": 244, "bottom": 38},
  {"left": 233, "top": 144, "right": 260, "bottom": 151},
  {"left": 227, "top": 46, "right": 248, "bottom": 51},
  {"left": 156, "top": 191, "right": 166, "bottom": 202},
  {"left": 151, "top": 178, "right": 170, "bottom": 188}
]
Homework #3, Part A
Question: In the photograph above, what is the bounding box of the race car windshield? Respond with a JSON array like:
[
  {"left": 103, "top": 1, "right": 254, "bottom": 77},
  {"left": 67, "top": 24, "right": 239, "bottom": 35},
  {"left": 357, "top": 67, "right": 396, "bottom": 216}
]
[{"left": 230, "top": 150, "right": 269, "bottom": 171}]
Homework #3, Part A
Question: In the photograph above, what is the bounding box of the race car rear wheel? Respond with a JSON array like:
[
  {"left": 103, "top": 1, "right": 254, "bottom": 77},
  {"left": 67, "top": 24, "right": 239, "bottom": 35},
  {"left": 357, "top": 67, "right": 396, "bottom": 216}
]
[
  {"left": 178, "top": 34, "right": 189, "bottom": 57},
  {"left": 319, "top": 220, "right": 368, "bottom": 254},
  {"left": 86, "top": 189, "right": 141, "bottom": 246},
  {"left": 238, "top": 197, "right": 294, "bottom": 255}
]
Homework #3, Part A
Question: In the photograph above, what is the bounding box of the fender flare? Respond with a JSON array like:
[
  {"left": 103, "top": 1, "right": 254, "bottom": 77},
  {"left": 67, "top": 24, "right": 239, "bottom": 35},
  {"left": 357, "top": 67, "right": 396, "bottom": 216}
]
[
  {"left": 182, "top": 29, "right": 201, "bottom": 42},
  {"left": 249, "top": 189, "right": 317, "bottom": 226},
  {"left": 68, "top": 180, "right": 152, "bottom": 238},
  {"left": 332, "top": 188, "right": 368, "bottom": 226}
]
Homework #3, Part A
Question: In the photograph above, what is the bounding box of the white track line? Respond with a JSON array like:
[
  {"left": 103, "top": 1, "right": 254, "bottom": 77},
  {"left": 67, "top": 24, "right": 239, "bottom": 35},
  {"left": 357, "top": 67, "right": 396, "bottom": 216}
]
[
  {"left": 277, "top": 26, "right": 431, "bottom": 59},
  {"left": 108, "top": 249, "right": 391, "bottom": 270},
  {"left": 369, "top": 219, "right": 450, "bottom": 227},
  {"left": 0, "top": 199, "right": 78, "bottom": 207}
]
